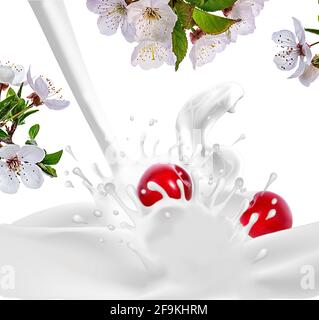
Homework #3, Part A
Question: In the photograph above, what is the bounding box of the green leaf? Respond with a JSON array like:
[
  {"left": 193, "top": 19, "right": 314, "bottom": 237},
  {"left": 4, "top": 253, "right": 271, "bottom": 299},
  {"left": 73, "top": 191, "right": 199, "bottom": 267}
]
[
  {"left": 18, "top": 109, "right": 39, "bottom": 125},
  {"left": 172, "top": 20, "right": 188, "bottom": 71},
  {"left": 192, "top": 8, "right": 237, "bottom": 34},
  {"left": 6, "top": 87, "right": 16, "bottom": 98},
  {"left": 0, "top": 128, "right": 8, "bottom": 139},
  {"left": 11, "top": 99, "right": 26, "bottom": 116},
  {"left": 174, "top": 1, "right": 195, "bottom": 29},
  {"left": 198, "top": 0, "right": 237, "bottom": 12},
  {"left": 305, "top": 28, "right": 319, "bottom": 36},
  {"left": 42, "top": 150, "right": 63, "bottom": 165},
  {"left": 29, "top": 124, "right": 40, "bottom": 140},
  {"left": 0, "top": 96, "right": 16, "bottom": 121},
  {"left": 17, "top": 83, "right": 23, "bottom": 98},
  {"left": 25, "top": 139, "right": 37, "bottom": 146},
  {"left": 38, "top": 163, "right": 57, "bottom": 178}
]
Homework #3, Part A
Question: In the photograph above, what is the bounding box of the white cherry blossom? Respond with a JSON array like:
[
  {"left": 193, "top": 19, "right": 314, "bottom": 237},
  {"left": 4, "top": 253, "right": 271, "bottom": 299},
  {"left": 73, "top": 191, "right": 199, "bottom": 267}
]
[
  {"left": 189, "top": 34, "right": 230, "bottom": 69},
  {"left": 131, "top": 40, "right": 176, "bottom": 69},
  {"left": 0, "top": 144, "right": 45, "bottom": 194},
  {"left": 0, "top": 62, "right": 25, "bottom": 86},
  {"left": 27, "top": 68, "right": 70, "bottom": 110},
  {"left": 127, "top": 0, "right": 177, "bottom": 42},
  {"left": 272, "top": 18, "right": 312, "bottom": 78},
  {"left": 87, "top": 0, "right": 135, "bottom": 42},
  {"left": 224, "top": 0, "right": 268, "bottom": 42}
]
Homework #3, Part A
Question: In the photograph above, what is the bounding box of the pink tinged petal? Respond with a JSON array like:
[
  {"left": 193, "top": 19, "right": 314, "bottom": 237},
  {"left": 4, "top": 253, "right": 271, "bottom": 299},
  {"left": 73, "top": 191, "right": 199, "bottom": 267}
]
[
  {"left": 292, "top": 17, "right": 306, "bottom": 44},
  {"left": 128, "top": 2, "right": 177, "bottom": 42},
  {"left": 11, "top": 65, "right": 25, "bottom": 86},
  {"left": 27, "top": 67, "right": 35, "bottom": 90},
  {"left": 35, "top": 77, "right": 49, "bottom": 100},
  {"left": 97, "top": 9, "right": 123, "bottom": 35},
  {"left": 20, "top": 163, "right": 44, "bottom": 189},
  {"left": 190, "top": 39, "right": 217, "bottom": 68},
  {"left": 131, "top": 41, "right": 175, "bottom": 70},
  {"left": 231, "top": 18, "right": 255, "bottom": 38},
  {"left": 288, "top": 57, "right": 306, "bottom": 79},
  {"left": 121, "top": 20, "right": 136, "bottom": 42},
  {"left": 303, "top": 45, "right": 312, "bottom": 65},
  {"left": 19, "top": 145, "right": 45, "bottom": 164},
  {"left": 44, "top": 99, "right": 70, "bottom": 110},
  {"left": 272, "top": 30, "right": 297, "bottom": 49},
  {"left": 299, "top": 65, "right": 319, "bottom": 87},
  {"left": 87, "top": 0, "right": 104, "bottom": 13},
  {"left": 273, "top": 50, "right": 299, "bottom": 71},
  {"left": 229, "top": 2, "right": 254, "bottom": 20},
  {"left": 0, "top": 66, "right": 15, "bottom": 84},
  {"left": 0, "top": 144, "right": 20, "bottom": 160},
  {"left": 0, "top": 163, "right": 19, "bottom": 194}
]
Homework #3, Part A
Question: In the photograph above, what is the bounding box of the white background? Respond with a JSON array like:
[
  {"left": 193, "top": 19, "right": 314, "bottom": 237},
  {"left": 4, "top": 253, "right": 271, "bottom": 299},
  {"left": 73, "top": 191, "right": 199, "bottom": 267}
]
[{"left": 0, "top": 0, "right": 318, "bottom": 229}]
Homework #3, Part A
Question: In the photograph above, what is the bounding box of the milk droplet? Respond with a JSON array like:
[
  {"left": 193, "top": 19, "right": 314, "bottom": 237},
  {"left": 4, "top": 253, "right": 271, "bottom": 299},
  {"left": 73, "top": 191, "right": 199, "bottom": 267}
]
[
  {"left": 266, "top": 209, "right": 276, "bottom": 220},
  {"left": 264, "top": 172, "right": 277, "bottom": 192},
  {"left": 113, "top": 210, "right": 119, "bottom": 216},
  {"left": 93, "top": 210, "right": 103, "bottom": 218},
  {"left": 65, "top": 145, "right": 77, "bottom": 160},
  {"left": 232, "top": 134, "right": 246, "bottom": 146},
  {"left": 104, "top": 183, "right": 115, "bottom": 194},
  {"left": 107, "top": 225, "right": 115, "bottom": 231},
  {"left": 271, "top": 198, "right": 278, "bottom": 205},
  {"left": 235, "top": 177, "right": 244, "bottom": 189},
  {"left": 65, "top": 181, "right": 74, "bottom": 188},
  {"left": 72, "top": 167, "right": 92, "bottom": 186},
  {"left": 64, "top": 171, "right": 69, "bottom": 176},
  {"left": 72, "top": 215, "right": 87, "bottom": 224}
]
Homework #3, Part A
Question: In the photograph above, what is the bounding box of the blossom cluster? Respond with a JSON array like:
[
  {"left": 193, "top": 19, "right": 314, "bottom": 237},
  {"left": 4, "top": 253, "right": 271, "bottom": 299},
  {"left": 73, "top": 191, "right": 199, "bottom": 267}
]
[
  {"left": 87, "top": 0, "right": 268, "bottom": 70},
  {"left": 273, "top": 18, "right": 319, "bottom": 87},
  {"left": 0, "top": 62, "right": 69, "bottom": 194}
]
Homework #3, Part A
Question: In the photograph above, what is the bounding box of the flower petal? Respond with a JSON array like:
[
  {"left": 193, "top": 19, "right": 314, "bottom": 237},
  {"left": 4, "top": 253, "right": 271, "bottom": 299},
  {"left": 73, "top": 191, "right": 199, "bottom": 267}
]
[
  {"left": 11, "top": 65, "right": 25, "bottom": 86},
  {"left": 299, "top": 65, "right": 319, "bottom": 87},
  {"left": 20, "top": 163, "right": 44, "bottom": 189},
  {"left": 189, "top": 35, "right": 228, "bottom": 69},
  {"left": 121, "top": 19, "right": 136, "bottom": 42},
  {"left": 87, "top": 0, "right": 125, "bottom": 14},
  {"left": 292, "top": 17, "right": 306, "bottom": 44},
  {"left": 27, "top": 67, "right": 35, "bottom": 90},
  {"left": 35, "top": 77, "right": 49, "bottom": 100},
  {"left": 272, "top": 30, "right": 297, "bottom": 49},
  {"left": 288, "top": 57, "right": 306, "bottom": 79},
  {"left": 19, "top": 145, "right": 45, "bottom": 164},
  {"left": 0, "top": 162, "right": 19, "bottom": 194},
  {"left": 273, "top": 50, "right": 299, "bottom": 71},
  {"left": 127, "top": 0, "right": 177, "bottom": 42},
  {"left": 0, "top": 144, "right": 20, "bottom": 160},
  {"left": 303, "top": 44, "right": 312, "bottom": 65},
  {"left": 0, "top": 66, "right": 15, "bottom": 84},
  {"left": 229, "top": 18, "right": 255, "bottom": 41},
  {"left": 131, "top": 41, "right": 176, "bottom": 70},
  {"left": 44, "top": 99, "right": 70, "bottom": 110},
  {"left": 97, "top": 9, "right": 123, "bottom": 36},
  {"left": 229, "top": 0, "right": 254, "bottom": 20}
]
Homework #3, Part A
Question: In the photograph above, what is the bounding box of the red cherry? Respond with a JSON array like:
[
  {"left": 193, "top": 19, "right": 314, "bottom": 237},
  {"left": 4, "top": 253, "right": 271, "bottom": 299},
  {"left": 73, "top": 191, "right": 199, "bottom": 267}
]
[
  {"left": 240, "top": 191, "right": 293, "bottom": 238},
  {"left": 137, "top": 164, "right": 192, "bottom": 207}
]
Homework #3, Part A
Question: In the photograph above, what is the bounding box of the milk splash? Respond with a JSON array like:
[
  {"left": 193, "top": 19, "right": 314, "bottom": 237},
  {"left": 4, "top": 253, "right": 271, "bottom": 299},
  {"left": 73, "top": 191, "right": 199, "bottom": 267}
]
[{"left": 1, "top": 83, "right": 319, "bottom": 299}]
